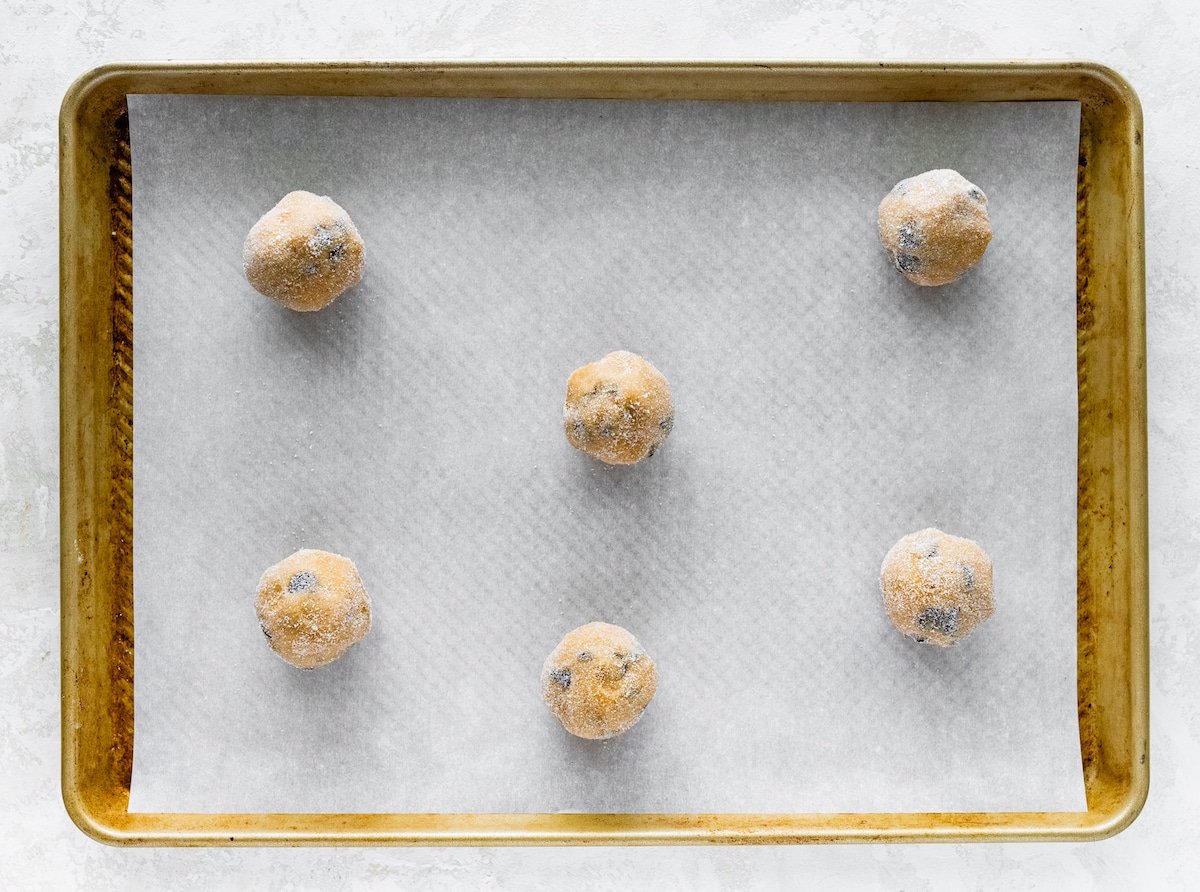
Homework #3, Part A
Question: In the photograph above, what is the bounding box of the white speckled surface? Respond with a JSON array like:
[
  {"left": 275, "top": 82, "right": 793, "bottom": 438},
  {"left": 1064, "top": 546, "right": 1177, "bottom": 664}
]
[{"left": 1, "top": 1, "right": 1195, "bottom": 888}]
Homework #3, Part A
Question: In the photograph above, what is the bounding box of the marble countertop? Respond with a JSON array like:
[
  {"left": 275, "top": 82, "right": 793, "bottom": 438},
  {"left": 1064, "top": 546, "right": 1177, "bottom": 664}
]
[{"left": 2, "top": 1, "right": 1195, "bottom": 888}]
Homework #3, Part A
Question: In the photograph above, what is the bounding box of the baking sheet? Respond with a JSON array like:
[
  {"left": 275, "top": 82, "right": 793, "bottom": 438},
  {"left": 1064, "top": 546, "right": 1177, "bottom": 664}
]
[{"left": 126, "top": 94, "right": 1085, "bottom": 814}]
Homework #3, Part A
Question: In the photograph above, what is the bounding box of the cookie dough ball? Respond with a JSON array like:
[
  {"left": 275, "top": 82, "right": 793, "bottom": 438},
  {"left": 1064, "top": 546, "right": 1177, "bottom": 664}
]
[
  {"left": 877, "top": 169, "right": 992, "bottom": 286},
  {"left": 880, "top": 528, "right": 994, "bottom": 646},
  {"left": 563, "top": 351, "right": 674, "bottom": 465},
  {"left": 243, "top": 191, "right": 365, "bottom": 311},
  {"left": 255, "top": 549, "right": 372, "bottom": 669},
  {"left": 541, "top": 622, "right": 658, "bottom": 740}
]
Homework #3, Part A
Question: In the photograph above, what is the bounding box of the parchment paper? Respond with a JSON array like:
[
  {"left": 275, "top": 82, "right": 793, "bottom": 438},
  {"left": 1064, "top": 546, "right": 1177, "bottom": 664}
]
[{"left": 127, "top": 94, "right": 1085, "bottom": 813}]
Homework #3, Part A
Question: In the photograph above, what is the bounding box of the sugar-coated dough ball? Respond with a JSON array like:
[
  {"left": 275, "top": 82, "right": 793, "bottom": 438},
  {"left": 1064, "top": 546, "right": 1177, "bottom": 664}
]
[
  {"left": 256, "top": 549, "right": 372, "bottom": 669},
  {"left": 541, "top": 622, "right": 658, "bottom": 740},
  {"left": 880, "top": 528, "right": 994, "bottom": 646},
  {"left": 877, "top": 169, "right": 992, "bottom": 286},
  {"left": 243, "top": 191, "right": 365, "bottom": 311},
  {"left": 563, "top": 351, "right": 674, "bottom": 465}
]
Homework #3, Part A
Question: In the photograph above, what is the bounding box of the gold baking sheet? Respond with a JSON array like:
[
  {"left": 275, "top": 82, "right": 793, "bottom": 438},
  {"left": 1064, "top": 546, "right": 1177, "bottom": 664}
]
[{"left": 59, "top": 61, "right": 1147, "bottom": 845}]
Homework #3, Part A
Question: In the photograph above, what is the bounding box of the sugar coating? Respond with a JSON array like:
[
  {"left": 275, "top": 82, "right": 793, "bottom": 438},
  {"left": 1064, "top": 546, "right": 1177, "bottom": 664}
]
[
  {"left": 243, "top": 191, "right": 365, "bottom": 311},
  {"left": 879, "top": 528, "right": 994, "bottom": 646},
  {"left": 563, "top": 351, "right": 674, "bottom": 465},
  {"left": 541, "top": 622, "right": 658, "bottom": 740},
  {"left": 255, "top": 548, "right": 372, "bottom": 669},
  {"left": 877, "top": 169, "right": 992, "bottom": 287}
]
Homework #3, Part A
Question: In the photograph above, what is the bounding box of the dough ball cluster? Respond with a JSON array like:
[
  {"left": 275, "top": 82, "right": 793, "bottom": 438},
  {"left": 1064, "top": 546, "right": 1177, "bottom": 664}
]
[
  {"left": 256, "top": 548, "right": 372, "bottom": 669},
  {"left": 241, "top": 162, "right": 1003, "bottom": 739},
  {"left": 879, "top": 528, "right": 994, "bottom": 646},
  {"left": 877, "top": 169, "right": 992, "bottom": 287},
  {"left": 541, "top": 622, "right": 658, "bottom": 740},
  {"left": 563, "top": 350, "right": 674, "bottom": 465},
  {"left": 243, "top": 191, "right": 365, "bottom": 311}
]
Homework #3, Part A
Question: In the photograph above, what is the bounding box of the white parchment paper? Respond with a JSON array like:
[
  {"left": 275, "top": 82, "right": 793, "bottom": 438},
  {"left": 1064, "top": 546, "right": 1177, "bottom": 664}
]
[{"left": 127, "top": 94, "right": 1085, "bottom": 814}]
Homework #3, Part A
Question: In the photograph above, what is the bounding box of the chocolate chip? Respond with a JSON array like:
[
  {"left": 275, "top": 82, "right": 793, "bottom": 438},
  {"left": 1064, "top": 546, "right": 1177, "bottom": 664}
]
[
  {"left": 961, "top": 565, "right": 975, "bottom": 590},
  {"left": 617, "top": 653, "right": 642, "bottom": 675},
  {"left": 898, "top": 221, "right": 922, "bottom": 251},
  {"left": 329, "top": 243, "right": 346, "bottom": 263},
  {"left": 288, "top": 571, "right": 316, "bottom": 593},
  {"left": 549, "top": 667, "right": 572, "bottom": 689},
  {"left": 260, "top": 623, "right": 273, "bottom": 640},
  {"left": 659, "top": 414, "right": 675, "bottom": 434},
  {"left": 916, "top": 606, "right": 960, "bottom": 636},
  {"left": 968, "top": 187, "right": 985, "bottom": 201},
  {"left": 577, "top": 651, "right": 593, "bottom": 662},
  {"left": 895, "top": 252, "right": 921, "bottom": 274},
  {"left": 918, "top": 541, "right": 939, "bottom": 559}
]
